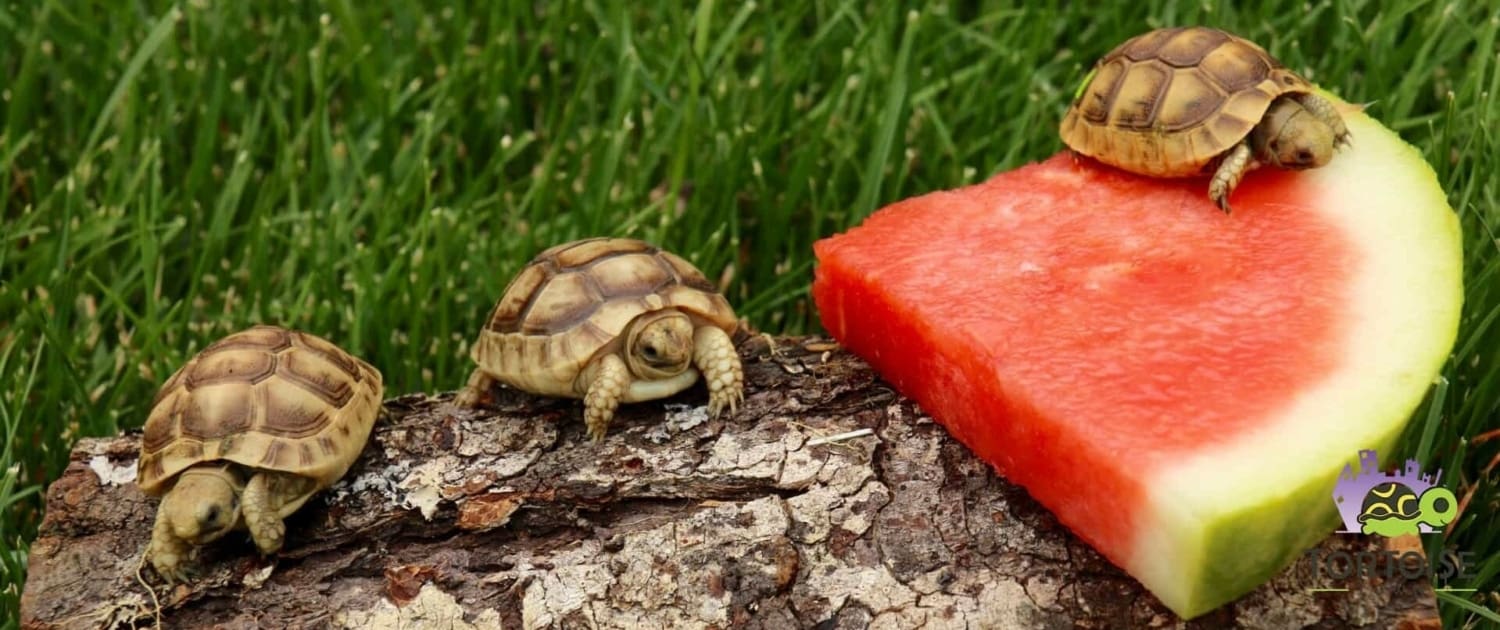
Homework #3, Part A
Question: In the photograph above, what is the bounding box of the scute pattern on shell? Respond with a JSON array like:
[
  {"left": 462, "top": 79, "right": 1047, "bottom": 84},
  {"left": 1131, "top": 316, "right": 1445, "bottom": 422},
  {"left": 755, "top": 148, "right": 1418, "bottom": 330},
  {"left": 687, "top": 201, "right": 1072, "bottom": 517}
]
[
  {"left": 485, "top": 237, "right": 728, "bottom": 336},
  {"left": 471, "top": 237, "right": 738, "bottom": 398},
  {"left": 137, "top": 325, "right": 384, "bottom": 495},
  {"left": 1059, "top": 26, "right": 1314, "bottom": 177}
]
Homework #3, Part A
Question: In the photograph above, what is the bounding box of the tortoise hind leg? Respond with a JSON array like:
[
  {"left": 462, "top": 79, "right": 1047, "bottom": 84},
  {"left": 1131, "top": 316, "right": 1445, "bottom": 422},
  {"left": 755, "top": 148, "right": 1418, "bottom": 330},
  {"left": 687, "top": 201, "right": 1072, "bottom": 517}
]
[
  {"left": 242, "top": 472, "right": 318, "bottom": 555},
  {"left": 1294, "top": 93, "right": 1351, "bottom": 148},
  {"left": 454, "top": 369, "right": 495, "bottom": 407},
  {"left": 1208, "top": 141, "right": 1255, "bottom": 214},
  {"left": 693, "top": 326, "right": 743, "bottom": 418}
]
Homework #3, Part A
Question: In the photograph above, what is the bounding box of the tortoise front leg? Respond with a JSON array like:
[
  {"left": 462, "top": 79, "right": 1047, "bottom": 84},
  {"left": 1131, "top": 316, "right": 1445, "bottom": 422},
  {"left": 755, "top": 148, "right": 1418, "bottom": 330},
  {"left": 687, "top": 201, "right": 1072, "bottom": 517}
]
[
  {"left": 1294, "top": 93, "right": 1351, "bottom": 148},
  {"left": 146, "top": 507, "right": 196, "bottom": 584},
  {"left": 241, "top": 472, "right": 317, "bottom": 555},
  {"left": 583, "top": 354, "right": 631, "bottom": 442},
  {"left": 693, "top": 326, "right": 743, "bottom": 418},
  {"left": 1208, "top": 141, "right": 1255, "bottom": 214}
]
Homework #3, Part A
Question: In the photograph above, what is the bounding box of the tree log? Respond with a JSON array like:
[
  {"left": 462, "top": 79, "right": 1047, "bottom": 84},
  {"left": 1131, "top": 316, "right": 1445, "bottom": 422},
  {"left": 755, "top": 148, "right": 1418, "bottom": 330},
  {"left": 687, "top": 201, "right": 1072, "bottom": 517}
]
[{"left": 21, "top": 336, "right": 1440, "bottom": 629}]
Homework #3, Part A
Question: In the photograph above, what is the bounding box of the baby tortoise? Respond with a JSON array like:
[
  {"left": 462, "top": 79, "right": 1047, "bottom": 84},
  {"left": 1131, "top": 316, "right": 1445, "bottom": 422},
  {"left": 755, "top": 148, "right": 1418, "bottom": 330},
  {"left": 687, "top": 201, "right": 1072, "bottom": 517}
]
[
  {"left": 456, "top": 237, "right": 744, "bottom": 441},
  {"left": 137, "top": 325, "right": 383, "bottom": 583},
  {"left": 1059, "top": 26, "right": 1351, "bottom": 212}
]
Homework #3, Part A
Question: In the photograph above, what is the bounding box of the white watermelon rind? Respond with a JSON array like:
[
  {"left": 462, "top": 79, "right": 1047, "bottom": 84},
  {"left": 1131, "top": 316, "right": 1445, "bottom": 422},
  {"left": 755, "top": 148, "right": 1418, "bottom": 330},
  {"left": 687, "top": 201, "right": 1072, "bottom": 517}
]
[{"left": 1129, "top": 95, "right": 1465, "bottom": 618}]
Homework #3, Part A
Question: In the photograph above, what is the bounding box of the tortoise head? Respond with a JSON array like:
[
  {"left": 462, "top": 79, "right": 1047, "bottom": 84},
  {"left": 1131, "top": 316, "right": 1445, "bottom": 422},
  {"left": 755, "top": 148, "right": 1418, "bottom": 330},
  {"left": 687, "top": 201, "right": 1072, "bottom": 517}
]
[
  {"left": 162, "top": 466, "right": 241, "bottom": 545},
  {"left": 624, "top": 310, "right": 694, "bottom": 379},
  {"left": 1254, "top": 97, "right": 1336, "bottom": 170}
]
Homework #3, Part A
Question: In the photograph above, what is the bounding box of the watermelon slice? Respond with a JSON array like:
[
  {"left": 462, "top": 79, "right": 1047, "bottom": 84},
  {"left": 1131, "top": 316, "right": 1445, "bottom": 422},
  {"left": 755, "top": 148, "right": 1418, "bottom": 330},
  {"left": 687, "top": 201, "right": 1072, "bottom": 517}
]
[{"left": 811, "top": 97, "right": 1462, "bottom": 618}]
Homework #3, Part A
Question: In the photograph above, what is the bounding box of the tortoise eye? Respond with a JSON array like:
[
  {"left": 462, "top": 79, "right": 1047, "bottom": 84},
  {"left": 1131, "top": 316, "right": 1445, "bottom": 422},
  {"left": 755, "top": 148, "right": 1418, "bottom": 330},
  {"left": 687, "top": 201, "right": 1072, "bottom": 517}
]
[
  {"left": 643, "top": 345, "right": 659, "bottom": 359},
  {"left": 1297, "top": 149, "right": 1313, "bottom": 162},
  {"left": 204, "top": 505, "right": 222, "bottom": 525}
]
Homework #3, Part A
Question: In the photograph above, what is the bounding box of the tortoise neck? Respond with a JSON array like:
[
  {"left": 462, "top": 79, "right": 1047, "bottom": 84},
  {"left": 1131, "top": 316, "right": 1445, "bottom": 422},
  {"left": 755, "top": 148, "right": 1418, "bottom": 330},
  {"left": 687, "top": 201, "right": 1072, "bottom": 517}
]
[{"left": 178, "top": 461, "right": 248, "bottom": 490}]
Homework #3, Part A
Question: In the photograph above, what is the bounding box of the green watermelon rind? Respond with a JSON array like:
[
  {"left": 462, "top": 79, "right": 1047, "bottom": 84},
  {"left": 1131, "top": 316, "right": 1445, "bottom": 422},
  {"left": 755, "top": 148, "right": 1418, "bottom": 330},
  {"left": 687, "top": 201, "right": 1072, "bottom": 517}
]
[{"left": 1130, "top": 96, "right": 1464, "bottom": 617}]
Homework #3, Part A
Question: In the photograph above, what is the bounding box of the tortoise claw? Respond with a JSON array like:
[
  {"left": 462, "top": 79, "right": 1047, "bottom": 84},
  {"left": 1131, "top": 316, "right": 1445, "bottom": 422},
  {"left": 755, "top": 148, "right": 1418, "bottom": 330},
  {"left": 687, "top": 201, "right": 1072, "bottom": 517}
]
[
  {"left": 587, "top": 423, "right": 609, "bottom": 443},
  {"left": 152, "top": 558, "right": 198, "bottom": 585},
  {"left": 708, "top": 386, "right": 743, "bottom": 419}
]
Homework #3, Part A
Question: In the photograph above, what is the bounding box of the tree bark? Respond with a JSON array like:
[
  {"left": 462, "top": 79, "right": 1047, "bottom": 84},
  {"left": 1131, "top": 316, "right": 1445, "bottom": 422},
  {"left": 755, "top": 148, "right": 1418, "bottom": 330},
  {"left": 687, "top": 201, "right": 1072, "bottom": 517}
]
[{"left": 21, "top": 336, "right": 1440, "bottom": 629}]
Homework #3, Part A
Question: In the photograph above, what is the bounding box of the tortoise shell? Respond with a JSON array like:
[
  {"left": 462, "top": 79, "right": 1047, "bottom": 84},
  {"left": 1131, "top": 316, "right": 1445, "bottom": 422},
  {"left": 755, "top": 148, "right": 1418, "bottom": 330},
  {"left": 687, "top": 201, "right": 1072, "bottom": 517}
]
[
  {"left": 137, "top": 325, "right": 384, "bottom": 496},
  {"left": 470, "top": 237, "right": 738, "bottom": 397},
  {"left": 1358, "top": 482, "right": 1421, "bottom": 523},
  {"left": 1058, "top": 26, "right": 1315, "bottom": 177}
]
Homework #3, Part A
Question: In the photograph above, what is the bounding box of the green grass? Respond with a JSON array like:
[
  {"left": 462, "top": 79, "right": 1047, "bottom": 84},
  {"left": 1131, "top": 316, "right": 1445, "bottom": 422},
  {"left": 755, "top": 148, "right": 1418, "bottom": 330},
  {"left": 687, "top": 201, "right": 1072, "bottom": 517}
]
[{"left": 1, "top": 0, "right": 1497, "bottom": 626}]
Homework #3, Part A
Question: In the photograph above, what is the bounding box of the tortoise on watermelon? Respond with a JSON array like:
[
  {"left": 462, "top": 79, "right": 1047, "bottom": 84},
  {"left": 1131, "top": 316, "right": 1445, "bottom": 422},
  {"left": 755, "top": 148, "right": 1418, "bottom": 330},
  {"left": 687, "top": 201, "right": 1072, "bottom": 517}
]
[
  {"left": 455, "top": 237, "right": 744, "bottom": 441},
  {"left": 1059, "top": 26, "right": 1352, "bottom": 213},
  {"left": 137, "top": 325, "right": 385, "bottom": 583},
  {"left": 812, "top": 86, "right": 1463, "bottom": 616}
]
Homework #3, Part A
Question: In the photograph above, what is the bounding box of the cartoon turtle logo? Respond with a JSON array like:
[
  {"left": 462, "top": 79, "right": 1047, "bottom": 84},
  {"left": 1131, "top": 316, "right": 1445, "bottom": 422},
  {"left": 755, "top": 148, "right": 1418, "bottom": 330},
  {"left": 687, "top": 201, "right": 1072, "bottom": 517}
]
[
  {"left": 1356, "top": 481, "right": 1458, "bottom": 537},
  {"left": 1334, "top": 449, "right": 1458, "bottom": 537}
]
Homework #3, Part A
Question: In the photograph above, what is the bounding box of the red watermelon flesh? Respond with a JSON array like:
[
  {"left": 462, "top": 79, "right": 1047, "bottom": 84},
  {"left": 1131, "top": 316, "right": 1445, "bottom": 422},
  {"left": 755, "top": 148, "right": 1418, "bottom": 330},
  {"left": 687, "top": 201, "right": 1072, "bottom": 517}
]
[{"left": 811, "top": 101, "right": 1461, "bottom": 618}]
